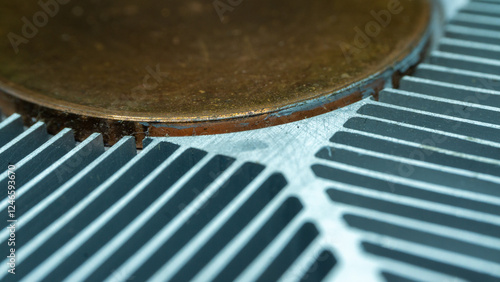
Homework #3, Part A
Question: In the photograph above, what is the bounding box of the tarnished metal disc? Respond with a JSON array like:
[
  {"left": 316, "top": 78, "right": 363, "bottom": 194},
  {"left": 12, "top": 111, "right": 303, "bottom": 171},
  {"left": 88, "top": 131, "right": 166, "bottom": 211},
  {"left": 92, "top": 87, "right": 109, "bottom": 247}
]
[{"left": 0, "top": 0, "right": 431, "bottom": 147}]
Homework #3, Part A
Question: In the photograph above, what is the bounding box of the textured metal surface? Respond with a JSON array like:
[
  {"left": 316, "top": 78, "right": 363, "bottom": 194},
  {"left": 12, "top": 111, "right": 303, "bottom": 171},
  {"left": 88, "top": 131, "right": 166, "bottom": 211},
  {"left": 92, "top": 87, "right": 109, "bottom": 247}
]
[
  {"left": 0, "top": 0, "right": 431, "bottom": 146},
  {"left": 3, "top": 1, "right": 500, "bottom": 281}
]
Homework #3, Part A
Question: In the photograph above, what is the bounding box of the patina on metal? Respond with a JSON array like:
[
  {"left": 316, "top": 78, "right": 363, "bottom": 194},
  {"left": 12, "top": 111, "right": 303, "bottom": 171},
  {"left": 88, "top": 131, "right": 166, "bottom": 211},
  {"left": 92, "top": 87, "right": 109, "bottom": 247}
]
[{"left": 0, "top": 0, "right": 431, "bottom": 147}]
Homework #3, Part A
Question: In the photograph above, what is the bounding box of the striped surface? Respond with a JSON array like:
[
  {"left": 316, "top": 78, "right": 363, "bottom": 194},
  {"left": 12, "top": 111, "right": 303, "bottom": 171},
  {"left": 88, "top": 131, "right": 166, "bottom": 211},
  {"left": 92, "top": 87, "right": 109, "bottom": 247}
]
[
  {"left": 314, "top": 1, "right": 500, "bottom": 280},
  {"left": 1, "top": 1, "right": 500, "bottom": 281},
  {"left": 0, "top": 120, "right": 332, "bottom": 281}
]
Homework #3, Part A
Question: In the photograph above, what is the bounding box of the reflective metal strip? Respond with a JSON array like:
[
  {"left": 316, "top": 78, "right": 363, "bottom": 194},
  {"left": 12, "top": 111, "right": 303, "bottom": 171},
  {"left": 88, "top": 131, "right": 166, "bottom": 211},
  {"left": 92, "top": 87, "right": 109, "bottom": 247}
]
[
  {"left": 445, "top": 24, "right": 500, "bottom": 45},
  {"left": 0, "top": 139, "right": 178, "bottom": 281},
  {"left": 399, "top": 76, "right": 500, "bottom": 108},
  {"left": 4, "top": 137, "right": 135, "bottom": 241},
  {"left": 0, "top": 128, "right": 74, "bottom": 194},
  {"left": 430, "top": 51, "right": 500, "bottom": 75},
  {"left": 100, "top": 157, "right": 240, "bottom": 282},
  {"left": 0, "top": 122, "right": 47, "bottom": 169},
  {"left": 452, "top": 12, "right": 500, "bottom": 30},
  {"left": 0, "top": 114, "right": 23, "bottom": 148},
  {"left": 439, "top": 37, "right": 500, "bottom": 60},
  {"left": 462, "top": 2, "right": 500, "bottom": 16}
]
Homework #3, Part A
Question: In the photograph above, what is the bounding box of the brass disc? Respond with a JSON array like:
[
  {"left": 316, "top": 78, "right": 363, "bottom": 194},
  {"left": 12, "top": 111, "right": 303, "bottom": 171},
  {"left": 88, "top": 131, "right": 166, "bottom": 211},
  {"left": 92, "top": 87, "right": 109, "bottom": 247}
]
[{"left": 0, "top": 0, "right": 431, "bottom": 147}]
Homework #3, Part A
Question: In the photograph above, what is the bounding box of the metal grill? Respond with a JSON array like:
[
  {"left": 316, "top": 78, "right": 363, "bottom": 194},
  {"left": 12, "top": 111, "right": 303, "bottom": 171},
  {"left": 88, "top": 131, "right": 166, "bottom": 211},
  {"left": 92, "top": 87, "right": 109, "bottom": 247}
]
[{"left": 1, "top": 1, "right": 499, "bottom": 281}]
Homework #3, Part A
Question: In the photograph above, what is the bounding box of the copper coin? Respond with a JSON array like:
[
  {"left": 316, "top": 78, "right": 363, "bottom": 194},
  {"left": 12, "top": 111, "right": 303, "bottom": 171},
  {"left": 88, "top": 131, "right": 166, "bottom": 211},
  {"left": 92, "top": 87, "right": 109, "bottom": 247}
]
[{"left": 0, "top": 0, "right": 432, "bottom": 147}]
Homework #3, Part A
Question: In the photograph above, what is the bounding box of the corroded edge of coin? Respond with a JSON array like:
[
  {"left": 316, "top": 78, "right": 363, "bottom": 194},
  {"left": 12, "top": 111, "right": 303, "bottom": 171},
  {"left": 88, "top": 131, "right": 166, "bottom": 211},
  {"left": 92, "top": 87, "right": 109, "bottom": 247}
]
[{"left": 0, "top": 0, "right": 437, "bottom": 148}]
